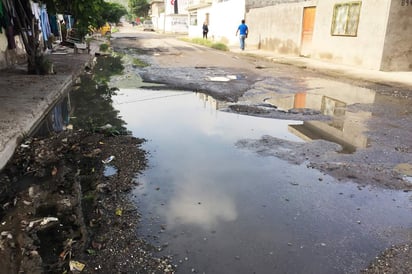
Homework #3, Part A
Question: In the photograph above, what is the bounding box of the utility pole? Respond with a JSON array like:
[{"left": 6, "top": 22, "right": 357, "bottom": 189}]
[{"left": 174, "top": 0, "right": 178, "bottom": 14}]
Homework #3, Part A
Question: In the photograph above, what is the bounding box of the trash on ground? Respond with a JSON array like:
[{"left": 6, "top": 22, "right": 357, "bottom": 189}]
[
  {"left": 102, "top": 155, "right": 115, "bottom": 164},
  {"left": 69, "top": 260, "right": 86, "bottom": 271},
  {"left": 28, "top": 217, "right": 59, "bottom": 228}
]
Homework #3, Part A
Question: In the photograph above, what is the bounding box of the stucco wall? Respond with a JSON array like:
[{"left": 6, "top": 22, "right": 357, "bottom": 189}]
[
  {"left": 380, "top": 1, "right": 412, "bottom": 71},
  {"left": 246, "top": 1, "right": 316, "bottom": 54},
  {"left": 188, "top": 7, "right": 212, "bottom": 38},
  {"left": 208, "top": 0, "right": 246, "bottom": 45},
  {"left": 311, "top": 0, "right": 391, "bottom": 70},
  {"left": 246, "top": 0, "right": 308, "bottom": 10}
]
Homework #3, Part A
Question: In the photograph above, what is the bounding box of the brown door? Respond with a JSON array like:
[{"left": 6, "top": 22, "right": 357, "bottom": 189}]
[{"left": 300, "top": 7, "right": 316, "bottom": 57}]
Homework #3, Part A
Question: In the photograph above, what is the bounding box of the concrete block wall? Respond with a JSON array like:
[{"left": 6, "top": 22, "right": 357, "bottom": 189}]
[
  {"left": 311, "top": 0, "right": 391, "bottom": 70},
  {"left": 246, "top": 0, "right": 307, "bottom": 10},
  {"left": 380, "top": 0, "right": 412, "bottom": 71},
  {"left": 246, "top": 1, "right": 316, "bottom": 54}
]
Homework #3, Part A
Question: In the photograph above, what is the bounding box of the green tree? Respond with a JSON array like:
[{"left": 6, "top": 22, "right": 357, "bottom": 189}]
[
  {"left": 44, "top": 0, "right": 105, "bottom": 36},
  {"left": 101, "top": 2, "right": 128, "bottom": 24},
  {"left": 128, "top": 0, "right": 150, "bottom": 18}
]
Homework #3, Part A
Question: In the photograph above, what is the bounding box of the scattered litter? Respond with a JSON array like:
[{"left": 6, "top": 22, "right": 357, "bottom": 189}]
[
  {"left": 102, "top": 155, "right": 115, "bottom": 164},
  {"left": 69, "top": 260, "right": 85, "bottom": 271},
  {"left": 100, "top": 124, "right": 113, "bottom": 130},
  {"left": 51, "top": 166, "right": 58, "bottom": 176},
  {"left": 208, "top": 76, "right": 230, "bottom": 82},
  {"left": 87, "top": 249, "right": 96, "bottom": 255},
  {"left": 20, "top": 144, "right": 30, "bottom": 148},
  {"left": 0, "top": 231, "right": 12, "bottom": 239},
  {"left": 115, "top": 208, "right": 123, "bottom": 216},
  {"left": 28, "top": 217, "right": 59, "bottom": 228}
]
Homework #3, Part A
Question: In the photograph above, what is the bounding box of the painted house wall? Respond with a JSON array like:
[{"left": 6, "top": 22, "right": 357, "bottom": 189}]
[
  {"left": 163, "top": 0, "right": 189, "bottom": 33},
  {"left": 311, "top": 0, "right": 391, "bottom": 70},
  {"left": 150, "top": 1, "right": 165, "bottom": 30},
  {"left": 188, "top": 7, "right": 212, "bottom": 38},
  {"left": 208, "top": 0, "right": 245, "bottom": 45},
  {"left": 380, "top": 1, "right": 412, "bottom": 71},
  {"left": 246, "top": 0, "right": 316, "bottom": 54}
]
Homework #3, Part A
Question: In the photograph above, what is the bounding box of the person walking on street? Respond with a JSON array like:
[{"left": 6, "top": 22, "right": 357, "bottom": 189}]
[
  {"left": 236, "top": 19, "right": 248, "bottom": 50},
  {"left": 202, "top": 22, "right": 209, "bottom": 39}
]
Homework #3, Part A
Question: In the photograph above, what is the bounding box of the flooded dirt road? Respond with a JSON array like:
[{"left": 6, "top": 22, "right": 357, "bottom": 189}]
[
  {"left": 108, "top": 30, "right": 412, "bottom": 273},
  {"left": 0, "top": 29, "right": 410, "bottom": 273}
]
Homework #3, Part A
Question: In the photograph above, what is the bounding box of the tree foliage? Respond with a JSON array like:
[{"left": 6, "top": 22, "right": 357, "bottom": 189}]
[
  {"left": 100, "top": 2, "right": 128, "bottom": 24},
  {"left": 15, "top": 0, "right": 127, "bottom": 74},
  {"left": 43, "top": 0, "right": 105, "bottom": 37},
  {"left": 128, "top": 0, "right": 150, "bottom": 18}
]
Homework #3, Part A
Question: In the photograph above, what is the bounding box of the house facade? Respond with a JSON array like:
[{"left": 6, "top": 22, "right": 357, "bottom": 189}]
[
  {"left": 187, "top": 0, "right": 246, "bottom": 45},
  {"left": 310, "top": 0, "right": 412, "bottom": 71},
  {"left": 179, "top": 0, "right": 412, "bottom": 71}
]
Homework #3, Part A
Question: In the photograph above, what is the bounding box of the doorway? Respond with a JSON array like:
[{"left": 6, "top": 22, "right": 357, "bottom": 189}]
[{"left": 300, "top": 6, "right": 316, "bottom": 57}]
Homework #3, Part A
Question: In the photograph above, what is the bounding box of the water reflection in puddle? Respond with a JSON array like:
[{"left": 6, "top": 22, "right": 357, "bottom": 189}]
[
  {"left": 263, "top": 78, "right": 376, "bottom": 153},
  {"left": 112, "top": 89, "right": 411, "bottom": 273}
]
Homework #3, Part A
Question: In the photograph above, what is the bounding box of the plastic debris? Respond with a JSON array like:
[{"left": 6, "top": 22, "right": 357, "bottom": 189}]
[
  {"left": 28, "top": 217, "right": 59, "bottom": 228},
  {"left": 51, "top": 167, "right": 58, "bottom": 176},
  {"left": 0, "top": 231, "right": 12, "bottom": 239},
  {"left": 115, "top": 208, "right": 122, "bottom": 216},
  {"left": 100, "top": 124, "right": 113, "bottom": 130},
  {"left": 102, "top": 155, "right": 115, "bottom": 164},
  {"left": 69, "top": 260, "right": 85, "bottom": 271}
]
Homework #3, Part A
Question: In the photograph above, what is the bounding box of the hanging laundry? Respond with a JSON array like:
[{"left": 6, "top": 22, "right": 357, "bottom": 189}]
[{"left": 39, "top": 4, "right": 51, "bottom": 42}]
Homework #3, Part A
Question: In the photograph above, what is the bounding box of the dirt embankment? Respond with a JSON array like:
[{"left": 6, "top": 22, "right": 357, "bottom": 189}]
[{"left": 0, "top": 129, "right": 174, "bottom": 273}]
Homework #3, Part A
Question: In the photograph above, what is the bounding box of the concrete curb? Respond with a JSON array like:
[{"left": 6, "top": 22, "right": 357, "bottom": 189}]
[{"left": 0, "top": 41, "right": 100, "bottom": 170}]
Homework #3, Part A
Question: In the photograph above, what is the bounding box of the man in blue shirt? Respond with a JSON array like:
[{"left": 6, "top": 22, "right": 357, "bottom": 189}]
[{"left": 236, "top": 19, "right": 249, "bottom": 50}]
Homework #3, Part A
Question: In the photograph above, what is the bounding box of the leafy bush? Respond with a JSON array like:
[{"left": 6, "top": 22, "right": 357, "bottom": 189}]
[
  {"left": 211, "top": 43, "right": 228, "bottom": 51},
  {"left": 99, "top": 43, "right": 110, "bottom": 52}
]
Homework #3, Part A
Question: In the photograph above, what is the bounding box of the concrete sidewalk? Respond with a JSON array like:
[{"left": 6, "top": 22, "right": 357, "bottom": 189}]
[
  {"left": 0, "top": 43, "right": 99, "bottom": 170},
  {"left": 231, "top": 47, "right": 412, "bottom": 89}
]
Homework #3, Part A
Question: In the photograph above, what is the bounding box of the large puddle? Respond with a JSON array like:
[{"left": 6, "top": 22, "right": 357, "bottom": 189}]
[{"left": 111, "top": 88, "right": 412, "bottom": 273}]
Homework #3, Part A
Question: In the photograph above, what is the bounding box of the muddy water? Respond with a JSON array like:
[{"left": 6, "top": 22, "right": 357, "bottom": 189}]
[{"left": 112, "top": 89, "right": 411, "bottom": 273}]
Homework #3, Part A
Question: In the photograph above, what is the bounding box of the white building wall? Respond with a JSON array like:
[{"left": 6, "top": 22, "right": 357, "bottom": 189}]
[
  {"left": 208, "top": 0, "right": 246, "bottom": 45},
  {"left": 188, "top": 7, "right": 211, "bottom": 38},
  {"left": 246, "top": 1, "right": 315, "bottom": 53},
  {"left": 311, "top": 0, "right": 391, "bottom": 70},
  {"left": 164, "top": 0, "right": 189, "bottom": 33}
]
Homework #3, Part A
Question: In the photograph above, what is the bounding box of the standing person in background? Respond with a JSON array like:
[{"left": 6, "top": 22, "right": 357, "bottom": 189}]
[
  {"left": 202, "top": 22, "right": 209, "bottom": 39},
  {"left": 236, "top": 19, "right": 248, "bottom": 50}
]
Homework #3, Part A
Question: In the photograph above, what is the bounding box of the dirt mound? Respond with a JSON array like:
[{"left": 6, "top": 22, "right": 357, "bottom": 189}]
[{"left": 0, "top": 129, "right": 174, "bottom": 273}]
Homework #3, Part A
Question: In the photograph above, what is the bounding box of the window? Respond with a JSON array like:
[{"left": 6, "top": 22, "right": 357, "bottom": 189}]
[
  {"left": 190, "top": 12, "right": 197, "bottom": 26},
  {"left": 331, "top": 2, "right": 362, "bottom": 36}
]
